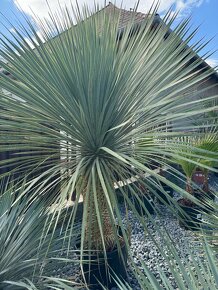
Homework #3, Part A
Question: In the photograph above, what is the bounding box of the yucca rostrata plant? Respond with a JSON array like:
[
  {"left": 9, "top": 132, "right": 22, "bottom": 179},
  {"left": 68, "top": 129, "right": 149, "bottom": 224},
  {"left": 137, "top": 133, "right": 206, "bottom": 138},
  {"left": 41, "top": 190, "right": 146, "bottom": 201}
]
[
  {"left": 0, "top": 179, "right": 81, "bottom": 290},
  {"left": 0, "top": 1, "right": 217, "bottom": 288}
]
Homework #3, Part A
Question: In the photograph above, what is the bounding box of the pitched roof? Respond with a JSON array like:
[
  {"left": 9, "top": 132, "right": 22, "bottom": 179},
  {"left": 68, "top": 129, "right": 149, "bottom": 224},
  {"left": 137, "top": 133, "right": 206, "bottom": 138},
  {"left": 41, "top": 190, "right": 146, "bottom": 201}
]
[{"left": 103, "top": 2, "right": 148, "bottom": 30}]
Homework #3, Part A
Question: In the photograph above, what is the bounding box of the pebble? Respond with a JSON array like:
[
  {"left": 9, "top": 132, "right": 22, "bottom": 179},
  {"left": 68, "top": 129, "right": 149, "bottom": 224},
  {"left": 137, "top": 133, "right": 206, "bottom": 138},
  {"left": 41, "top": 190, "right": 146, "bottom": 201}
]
[{"left": 41, "top": 173, "right": 218, "bottom": 290}]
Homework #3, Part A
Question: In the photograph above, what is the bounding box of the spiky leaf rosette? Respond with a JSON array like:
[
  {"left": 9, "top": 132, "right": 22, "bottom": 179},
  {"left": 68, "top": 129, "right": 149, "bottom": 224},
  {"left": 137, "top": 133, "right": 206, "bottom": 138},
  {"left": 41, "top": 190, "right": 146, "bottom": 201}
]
[{"left": 0, "top": 1, "right": 217, "bottom": 262}]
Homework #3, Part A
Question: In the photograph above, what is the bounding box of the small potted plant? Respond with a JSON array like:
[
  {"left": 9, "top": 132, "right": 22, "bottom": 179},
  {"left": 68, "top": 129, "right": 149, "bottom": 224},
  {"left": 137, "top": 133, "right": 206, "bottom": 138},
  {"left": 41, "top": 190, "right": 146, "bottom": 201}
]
[
  {"left": 192, "top": 132, "right": 218, "bottom": 209},
  {"left": 174, "top": 132, "right": 218, "bottom": 229},
  {"left": 172, "top": 136, "right": 202, "bottom": 230},
  {"left": 190, "top": 109, "right": 218, "bottom": 202}
]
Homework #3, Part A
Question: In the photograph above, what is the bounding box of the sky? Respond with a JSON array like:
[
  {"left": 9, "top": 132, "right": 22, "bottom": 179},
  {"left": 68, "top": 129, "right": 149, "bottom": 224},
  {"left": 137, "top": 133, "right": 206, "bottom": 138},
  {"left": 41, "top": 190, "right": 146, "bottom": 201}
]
[{"left": 0, "top": 0, "right": 218, "bottom": 68}]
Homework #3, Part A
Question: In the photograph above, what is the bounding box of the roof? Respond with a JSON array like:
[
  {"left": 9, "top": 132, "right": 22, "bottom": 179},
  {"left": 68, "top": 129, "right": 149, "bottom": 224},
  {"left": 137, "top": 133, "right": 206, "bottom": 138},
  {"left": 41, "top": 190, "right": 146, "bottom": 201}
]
[{"left": 103, "top": 2, "right": 149, "bottom": 30}]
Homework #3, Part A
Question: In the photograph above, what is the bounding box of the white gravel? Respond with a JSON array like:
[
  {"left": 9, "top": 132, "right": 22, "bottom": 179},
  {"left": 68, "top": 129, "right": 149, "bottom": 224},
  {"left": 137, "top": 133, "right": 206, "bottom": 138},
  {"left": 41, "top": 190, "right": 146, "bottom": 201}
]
[{"left": 42, "top": 173, "right": 218, "bottom": 290}]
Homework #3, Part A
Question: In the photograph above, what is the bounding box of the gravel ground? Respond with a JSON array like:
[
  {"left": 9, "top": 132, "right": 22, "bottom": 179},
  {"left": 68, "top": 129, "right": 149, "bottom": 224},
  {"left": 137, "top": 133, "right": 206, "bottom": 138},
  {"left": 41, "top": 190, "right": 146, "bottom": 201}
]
[
  {"left": 41, "top": 173, "right": 218, "bottom": 290},
  {"left": 43, "top": 205, "right": 204, "bottom": 290},
  {"left": 124, "top": 205, "right": 203, "bottom": 290}
]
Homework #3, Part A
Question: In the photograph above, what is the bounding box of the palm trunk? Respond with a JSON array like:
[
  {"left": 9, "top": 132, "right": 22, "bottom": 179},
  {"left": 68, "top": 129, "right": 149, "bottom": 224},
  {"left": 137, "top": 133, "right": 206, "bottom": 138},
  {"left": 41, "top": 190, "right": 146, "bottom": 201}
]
[
  {"left": 186, "top": 177, "right": 193, "bottom": 194},
  {"left": 84, "top": 184, "right": 116, "bottom": 251}
]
